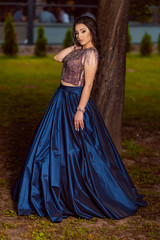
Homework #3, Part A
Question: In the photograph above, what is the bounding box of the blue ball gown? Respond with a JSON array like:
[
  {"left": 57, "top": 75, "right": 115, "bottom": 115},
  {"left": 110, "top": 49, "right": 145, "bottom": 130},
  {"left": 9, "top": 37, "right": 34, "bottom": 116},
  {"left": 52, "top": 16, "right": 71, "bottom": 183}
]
[
  {"left": 12, "top": 84, "right": 147, "bottom": 222},
  {"left": 12, "top": 49, "right": 147, "bottom": 223}
]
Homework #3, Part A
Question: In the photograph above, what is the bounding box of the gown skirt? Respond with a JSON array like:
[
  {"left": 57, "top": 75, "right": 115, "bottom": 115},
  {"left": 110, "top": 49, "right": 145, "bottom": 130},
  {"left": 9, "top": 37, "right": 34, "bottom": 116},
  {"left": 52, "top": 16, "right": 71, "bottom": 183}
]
[{"left": 12, "top": 83, "right": 147, "bottom": 222}]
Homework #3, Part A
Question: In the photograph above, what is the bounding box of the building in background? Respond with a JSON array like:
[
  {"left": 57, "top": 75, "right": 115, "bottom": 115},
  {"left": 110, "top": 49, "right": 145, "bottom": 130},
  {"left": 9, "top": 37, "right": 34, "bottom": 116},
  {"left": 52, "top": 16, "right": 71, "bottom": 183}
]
[
  {"left": 0, "top": 0, "right": 97, "bottom": 22},
  {"left": 0, "top": 1, "right": 160, "bottom": 45},
  {"left": 0, "top": 0, "right": 97, "bottom": 45}
]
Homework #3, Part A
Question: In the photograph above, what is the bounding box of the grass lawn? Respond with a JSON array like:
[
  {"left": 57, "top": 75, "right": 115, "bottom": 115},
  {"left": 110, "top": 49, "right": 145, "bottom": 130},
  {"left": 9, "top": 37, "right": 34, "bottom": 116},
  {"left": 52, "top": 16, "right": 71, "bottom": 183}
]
[
  {"left": 0, "top": 53, "right": 160, "bottom": 239},
  {"left": 124, "top": 53, "right": 160, "bottom": 127},
  {"left": 0, "top": 55, "right": 61, "bottom": 128},
  {"left": 0, "top": 53, "right": 159, "bottom": 128}
]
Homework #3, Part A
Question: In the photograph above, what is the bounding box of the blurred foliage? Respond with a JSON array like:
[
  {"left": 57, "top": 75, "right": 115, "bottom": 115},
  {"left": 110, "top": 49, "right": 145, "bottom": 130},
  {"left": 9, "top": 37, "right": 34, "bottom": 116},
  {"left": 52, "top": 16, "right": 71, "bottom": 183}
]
[
  {"left": 140, "top": 32, "right": 153, "bottom": 56},
  {"left": 129, "top": 0, "right": 160, "bottom": 22},
  {"left": 126, "top": 26, "right": 132, "bottom": 52},
  {"left": 63, "top": 28, "right": 74, "bottom": 48},
  {"left": 2, "top": 14, "right": 18, "bottom": 56},
  {"left": 35, "top": 25, "right": 47, "bottom": 57}
]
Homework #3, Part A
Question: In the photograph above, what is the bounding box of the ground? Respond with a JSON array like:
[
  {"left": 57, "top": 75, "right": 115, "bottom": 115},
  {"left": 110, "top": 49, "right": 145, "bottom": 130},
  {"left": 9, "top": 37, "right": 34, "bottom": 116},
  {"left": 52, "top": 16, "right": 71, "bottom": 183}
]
[{"left": 0, "top": 54, "right": 160, "bottom": 239}]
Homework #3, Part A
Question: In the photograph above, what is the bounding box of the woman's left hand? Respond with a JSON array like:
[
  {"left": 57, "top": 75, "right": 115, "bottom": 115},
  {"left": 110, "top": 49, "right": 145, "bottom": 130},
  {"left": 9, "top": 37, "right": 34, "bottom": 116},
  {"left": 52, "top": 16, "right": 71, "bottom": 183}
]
[{"left": 74, "top": 111, "right": 84, "bottom": 131}]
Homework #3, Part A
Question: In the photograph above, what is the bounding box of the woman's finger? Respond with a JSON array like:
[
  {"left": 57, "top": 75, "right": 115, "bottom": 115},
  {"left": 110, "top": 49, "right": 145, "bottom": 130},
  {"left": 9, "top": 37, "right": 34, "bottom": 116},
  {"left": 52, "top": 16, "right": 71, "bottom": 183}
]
[
  {"left": 80, "top": 121, "right": 84, "bottom": 130},
  {"left": 74, "top": 120, "right": 84, "bottom": 131},
  {"left": 74, "top": 120, "right": 79, "bottom": 131}
]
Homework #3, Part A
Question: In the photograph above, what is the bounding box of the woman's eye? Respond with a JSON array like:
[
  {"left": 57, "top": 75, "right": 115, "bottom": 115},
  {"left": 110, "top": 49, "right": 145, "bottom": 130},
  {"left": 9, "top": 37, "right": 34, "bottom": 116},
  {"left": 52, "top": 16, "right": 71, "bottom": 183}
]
[{"left": 82, "top": 30, "right": 86, "bottom": 33}]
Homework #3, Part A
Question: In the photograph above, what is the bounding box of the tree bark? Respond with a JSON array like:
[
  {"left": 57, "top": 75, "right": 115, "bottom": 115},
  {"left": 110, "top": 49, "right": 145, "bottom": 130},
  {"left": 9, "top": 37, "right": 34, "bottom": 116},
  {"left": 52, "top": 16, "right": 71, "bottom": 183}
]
[{"left": 92, "top": 0, "right": 130, "bottom": 152}]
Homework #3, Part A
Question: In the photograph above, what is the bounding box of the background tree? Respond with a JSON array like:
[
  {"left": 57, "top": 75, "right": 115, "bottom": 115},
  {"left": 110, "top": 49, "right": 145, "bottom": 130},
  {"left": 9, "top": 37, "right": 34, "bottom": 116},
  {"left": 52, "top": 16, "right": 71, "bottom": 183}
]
[
  {"left": 126, "top": 26, "right": 132, "bottom": 52},
  {"left": 35, "top": 25, "right": 47, "bottom": 57},
  {"left": 92, "top": 0, "right": 130, "bottom": 152},
  {"left": 140, "top": 32, "right": 153, "bottom": 56},
  {"left": 2, "top": 14, "right": 19, "bottom": 56},
  {"left": 129, "top": 0, "right": 160, "bottom": 22},
  {"left": 63, "top": 28, "right": 74, "bottom": 48}
]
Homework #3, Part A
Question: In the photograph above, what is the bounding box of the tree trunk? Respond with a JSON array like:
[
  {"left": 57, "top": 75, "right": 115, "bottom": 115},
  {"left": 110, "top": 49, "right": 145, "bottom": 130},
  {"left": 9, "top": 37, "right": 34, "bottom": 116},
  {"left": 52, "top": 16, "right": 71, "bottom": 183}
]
[{"left": 92, "top": 0, "right": 130, "bottom": 152}]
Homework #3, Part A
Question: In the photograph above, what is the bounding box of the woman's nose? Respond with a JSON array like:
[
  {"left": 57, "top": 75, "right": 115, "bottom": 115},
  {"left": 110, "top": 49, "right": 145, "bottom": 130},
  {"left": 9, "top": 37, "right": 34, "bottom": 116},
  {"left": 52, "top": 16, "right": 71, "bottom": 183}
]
[{"left": 79, "top": 33, "right": 82, "bottom": 39}]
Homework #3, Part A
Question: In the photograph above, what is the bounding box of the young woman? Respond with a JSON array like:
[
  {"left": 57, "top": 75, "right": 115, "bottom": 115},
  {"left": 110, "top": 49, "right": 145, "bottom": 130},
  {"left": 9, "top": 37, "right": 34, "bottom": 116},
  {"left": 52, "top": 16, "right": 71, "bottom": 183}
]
[{"left": 12, "top": 16, "right": 147, "bottom": 223}]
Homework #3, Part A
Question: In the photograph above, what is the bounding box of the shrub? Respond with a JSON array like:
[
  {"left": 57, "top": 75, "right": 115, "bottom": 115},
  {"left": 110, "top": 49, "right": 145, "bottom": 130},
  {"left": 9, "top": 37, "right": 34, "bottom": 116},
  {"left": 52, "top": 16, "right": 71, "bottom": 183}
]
[
  {"left": 35, "top": 25, "right": 47, "bottom": 57},
  {"left": 126, "top": 26, "right": 132, "bottom": 52},
  {"left": 140, "top": 32, "right": 152, "bottom": 56},
  {"left": 158, "top": 33, "right": 160, "bottom": 54},
  {"left": 63, "top": 28, "right": 74, "bottom": 48},
  {"left": 2, "top": 14, "right": 19, "bottom": 56}
]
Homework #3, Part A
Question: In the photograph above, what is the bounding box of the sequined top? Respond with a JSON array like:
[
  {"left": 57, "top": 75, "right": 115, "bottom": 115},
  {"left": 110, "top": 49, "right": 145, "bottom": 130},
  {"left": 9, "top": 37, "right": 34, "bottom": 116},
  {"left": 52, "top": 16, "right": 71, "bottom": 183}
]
[{"left": 61, "top": 47, "right": 98, "bottom": 87}]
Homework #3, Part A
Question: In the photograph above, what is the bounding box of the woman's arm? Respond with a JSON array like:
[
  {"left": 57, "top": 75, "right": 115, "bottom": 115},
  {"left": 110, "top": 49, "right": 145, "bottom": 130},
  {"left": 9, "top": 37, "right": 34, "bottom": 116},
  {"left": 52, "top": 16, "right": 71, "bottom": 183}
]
[
  {"left": 74, "top": 50, "right": 98, "bottom": 131},
  {"left": 54, "top": 45, "right": 81, "bottom": 62}
]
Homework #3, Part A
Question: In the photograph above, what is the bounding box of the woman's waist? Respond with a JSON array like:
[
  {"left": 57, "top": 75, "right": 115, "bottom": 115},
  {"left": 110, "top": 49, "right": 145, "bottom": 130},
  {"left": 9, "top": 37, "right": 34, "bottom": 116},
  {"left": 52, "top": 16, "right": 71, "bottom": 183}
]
[
  {"left": 59, "top": 81, "right": 83, "bottom": 92},
  {"left": 60, "top": 80, "right": 78, "bottom": 87},
  {"left": 60, "top": 79, "right": 84, "bottom": 87}
]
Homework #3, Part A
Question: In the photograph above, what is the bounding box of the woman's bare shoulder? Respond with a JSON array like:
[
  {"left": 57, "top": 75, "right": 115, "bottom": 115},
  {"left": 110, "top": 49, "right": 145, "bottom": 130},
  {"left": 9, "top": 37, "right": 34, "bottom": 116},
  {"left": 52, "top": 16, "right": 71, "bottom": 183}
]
[{"left": 84, "top": 47, "right": 98, "bottom": 65}]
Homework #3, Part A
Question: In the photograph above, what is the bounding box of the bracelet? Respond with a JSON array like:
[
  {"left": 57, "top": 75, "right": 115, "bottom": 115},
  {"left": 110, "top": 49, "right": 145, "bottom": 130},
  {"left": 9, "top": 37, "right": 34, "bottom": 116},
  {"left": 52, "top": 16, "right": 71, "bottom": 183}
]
[{"left": 77, "top": 106, "right": 86, "bottom": 113}]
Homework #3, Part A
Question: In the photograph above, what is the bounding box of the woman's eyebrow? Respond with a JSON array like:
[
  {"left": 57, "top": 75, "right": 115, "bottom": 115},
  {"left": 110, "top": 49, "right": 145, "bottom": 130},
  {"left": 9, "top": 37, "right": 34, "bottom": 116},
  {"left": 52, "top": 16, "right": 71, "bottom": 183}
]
[{"left": 75, "top": 28, "right": 86, "bottom": 32}]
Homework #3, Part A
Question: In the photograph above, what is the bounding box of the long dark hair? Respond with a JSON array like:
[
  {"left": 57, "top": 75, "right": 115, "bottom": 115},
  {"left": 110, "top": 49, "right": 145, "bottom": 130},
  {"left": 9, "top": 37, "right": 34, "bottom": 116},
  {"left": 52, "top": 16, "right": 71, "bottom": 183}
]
[{"left": 72, "top": 16, "right": 101, "bottom": 54}]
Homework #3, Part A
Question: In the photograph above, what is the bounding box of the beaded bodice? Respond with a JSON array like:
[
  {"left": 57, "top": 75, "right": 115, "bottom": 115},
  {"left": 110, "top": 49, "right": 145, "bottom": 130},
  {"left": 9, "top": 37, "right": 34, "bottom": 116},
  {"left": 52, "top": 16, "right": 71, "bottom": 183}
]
[{"left": 61, "top": 47, "right": 98, "bottom": 87}]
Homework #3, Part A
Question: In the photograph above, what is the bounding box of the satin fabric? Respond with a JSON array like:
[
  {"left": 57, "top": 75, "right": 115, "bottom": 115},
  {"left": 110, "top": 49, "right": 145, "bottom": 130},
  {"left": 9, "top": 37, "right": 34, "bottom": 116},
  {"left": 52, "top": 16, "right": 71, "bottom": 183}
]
[{"left": 12, "top": 84, "right": 147, "bottom": 222}]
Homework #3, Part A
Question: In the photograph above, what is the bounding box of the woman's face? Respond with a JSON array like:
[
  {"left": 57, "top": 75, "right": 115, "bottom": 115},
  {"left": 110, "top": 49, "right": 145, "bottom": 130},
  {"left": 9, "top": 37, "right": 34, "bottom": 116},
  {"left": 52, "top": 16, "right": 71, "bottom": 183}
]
[{"left": 75, "top": 23, "right": 93, "bottom": 49}]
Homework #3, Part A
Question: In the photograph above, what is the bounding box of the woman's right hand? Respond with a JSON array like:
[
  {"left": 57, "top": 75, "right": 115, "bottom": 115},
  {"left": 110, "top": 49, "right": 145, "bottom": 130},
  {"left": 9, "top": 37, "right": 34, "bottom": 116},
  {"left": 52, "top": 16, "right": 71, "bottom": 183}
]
[
  {"left": 73, "top": 44, "right": 82, "bottom": 51},
  {"left": 74, "top": 110, "right": 84, "bottom": 131},
  {"left": 54, "top": 45, "right": 80, "bottom": 62}
]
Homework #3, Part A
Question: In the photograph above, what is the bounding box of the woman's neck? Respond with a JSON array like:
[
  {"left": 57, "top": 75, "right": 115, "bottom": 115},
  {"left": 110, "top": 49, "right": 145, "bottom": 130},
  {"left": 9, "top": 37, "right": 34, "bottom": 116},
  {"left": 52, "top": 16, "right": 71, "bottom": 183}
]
[{"left": 83, "top": 43, "right": 94, "bottom": 49}]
